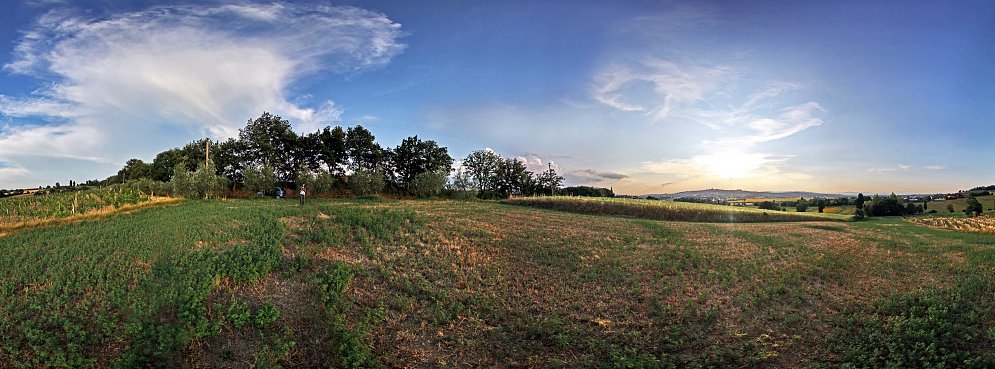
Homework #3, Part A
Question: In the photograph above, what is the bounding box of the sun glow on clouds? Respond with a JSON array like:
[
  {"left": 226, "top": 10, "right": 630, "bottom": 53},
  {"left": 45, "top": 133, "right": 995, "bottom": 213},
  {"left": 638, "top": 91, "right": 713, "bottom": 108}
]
[
  {"left": 0, "top": 3, "right": 404, "bottom": 187},
  {"left": 591, "top": 56, "right": 826, "bottom": 186}
]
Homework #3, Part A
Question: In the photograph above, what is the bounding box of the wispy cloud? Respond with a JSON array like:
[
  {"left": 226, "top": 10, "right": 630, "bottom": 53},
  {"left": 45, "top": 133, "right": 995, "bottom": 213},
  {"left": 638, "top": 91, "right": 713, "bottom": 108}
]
[
  {"left": 868, "top": 164, "right": 910, "bottom": 173},
  {"left": 591, "top": 58, "right": 731, "bottom": 120},
  {"left": 0, "top": 2, "right": 405, "bottom": 187},
  {"left": 566, "top": 169, "right": 629, "bottom": 185},
  {"left": 869, "top": 164, "right": 945, "bottom": 173}
]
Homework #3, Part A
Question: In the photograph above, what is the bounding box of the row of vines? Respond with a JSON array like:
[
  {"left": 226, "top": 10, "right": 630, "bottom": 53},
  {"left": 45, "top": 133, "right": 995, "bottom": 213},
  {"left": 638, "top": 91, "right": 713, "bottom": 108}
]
[{"left": 0, "top": 184, "right": 158, "bottom": 221}]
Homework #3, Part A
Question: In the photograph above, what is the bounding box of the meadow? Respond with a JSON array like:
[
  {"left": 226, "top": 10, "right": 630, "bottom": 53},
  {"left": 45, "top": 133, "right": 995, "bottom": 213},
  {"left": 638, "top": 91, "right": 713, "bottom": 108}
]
[{"left": 1, "top": 196, "right": 993, "bottom": 368}]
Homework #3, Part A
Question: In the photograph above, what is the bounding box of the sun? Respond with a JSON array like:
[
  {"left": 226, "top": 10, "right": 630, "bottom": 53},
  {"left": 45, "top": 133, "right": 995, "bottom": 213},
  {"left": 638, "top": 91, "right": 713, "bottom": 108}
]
[{"left": 694, "top": 151, "right": 768, "bottom": 179}]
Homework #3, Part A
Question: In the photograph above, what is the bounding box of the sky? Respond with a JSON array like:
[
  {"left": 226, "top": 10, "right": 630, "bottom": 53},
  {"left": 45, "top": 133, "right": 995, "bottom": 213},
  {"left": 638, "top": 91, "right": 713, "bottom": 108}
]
[{"left": 0, "top": 0, "right": 992, "bottom": 194}]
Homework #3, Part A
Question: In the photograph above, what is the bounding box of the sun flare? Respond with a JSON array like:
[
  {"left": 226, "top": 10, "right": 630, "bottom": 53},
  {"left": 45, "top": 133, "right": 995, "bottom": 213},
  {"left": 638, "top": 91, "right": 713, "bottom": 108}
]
[{"left": 694, "top": 151, "right": 770, "bottom": 179}]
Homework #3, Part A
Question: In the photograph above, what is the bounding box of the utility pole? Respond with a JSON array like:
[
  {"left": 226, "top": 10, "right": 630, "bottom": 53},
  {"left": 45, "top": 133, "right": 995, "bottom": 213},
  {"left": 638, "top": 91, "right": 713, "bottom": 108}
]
[
  {"left": 205, "top": 139, "right": 210, "bottom": 168},
  {"left": 548, "top": 162, "right": 555, "bottom": 196}
]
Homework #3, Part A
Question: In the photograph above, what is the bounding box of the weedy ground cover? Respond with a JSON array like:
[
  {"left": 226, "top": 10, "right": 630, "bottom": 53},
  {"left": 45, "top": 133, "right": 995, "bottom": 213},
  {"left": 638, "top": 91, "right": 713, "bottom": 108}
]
[
  {"left": 503, "top": 196, "right": 849, "bottom": 222},
  {"left": 0, "top": 198, "right": 992, "bottom": 368}
]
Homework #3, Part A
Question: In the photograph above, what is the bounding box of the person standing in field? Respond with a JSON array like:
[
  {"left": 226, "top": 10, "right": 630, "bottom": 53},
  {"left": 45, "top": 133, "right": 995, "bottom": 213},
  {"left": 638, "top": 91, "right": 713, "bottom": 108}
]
[{"left": 299, "top": 184, "right": 306, "bottom": 206}]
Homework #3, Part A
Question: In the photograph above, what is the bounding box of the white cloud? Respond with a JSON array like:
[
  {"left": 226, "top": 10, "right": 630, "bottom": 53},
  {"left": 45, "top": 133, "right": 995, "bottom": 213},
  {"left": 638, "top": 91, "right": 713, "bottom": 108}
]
[
  {"left": 741, "top": 102, "right": 825, "bottom": 143},
  {"left": 591, "top": 58, "right": 731, "bottom": 119},
  {"left": 566, "top": 169, "right": 629, "bottom": 185},
  {"left": 0, "top": 2, "right": 405, "bottom": 187},
  {"left": 868, "top": 164, "right": 911, "bottom": 173},
  {"left": 0, "top": 95, "right": 78, "bottom": 120},
  {"left": 924, "top": 165, "right": 945, "bottom": 170}
]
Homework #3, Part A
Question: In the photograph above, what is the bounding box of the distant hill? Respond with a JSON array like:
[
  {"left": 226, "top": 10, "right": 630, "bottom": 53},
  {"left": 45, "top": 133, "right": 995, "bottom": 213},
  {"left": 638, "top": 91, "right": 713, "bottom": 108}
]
[{"left": 640, "top": 188, "right": 842, "bottom": 200}]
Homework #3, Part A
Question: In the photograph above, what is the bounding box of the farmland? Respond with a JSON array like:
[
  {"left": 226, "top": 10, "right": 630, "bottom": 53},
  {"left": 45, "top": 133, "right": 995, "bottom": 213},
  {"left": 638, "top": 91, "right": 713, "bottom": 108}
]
[
  {"left": 0, "top": 186, "right": 166, "bottom": 235},
  {"left": 922, "top": 195, "right": 995, "bottom": 215},
  {"left": 504, "top": 196, "right": 850, "bottom": 222},
  {"left": 911, "top": 214, "right": 995, "bottom": 234},
  {"left": 1, "top": 197, "right": 994, "bottom": 368}
]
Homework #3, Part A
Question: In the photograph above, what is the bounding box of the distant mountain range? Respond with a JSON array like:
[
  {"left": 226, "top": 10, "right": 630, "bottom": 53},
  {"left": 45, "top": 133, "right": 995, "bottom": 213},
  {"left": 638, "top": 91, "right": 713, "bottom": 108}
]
[{"left": 639, "top": 189, "right": 842, "bottom": 200}]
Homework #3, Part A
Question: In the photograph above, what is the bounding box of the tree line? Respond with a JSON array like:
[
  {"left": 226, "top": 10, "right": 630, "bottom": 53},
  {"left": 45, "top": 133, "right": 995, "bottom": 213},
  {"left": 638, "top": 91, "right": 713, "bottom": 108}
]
[
  {"left": 102, "top": 112, "right": 455, "bottom": 198},
  {"left": 82, "top": 112, "right": 568, "bottom": 199},
  {"left": 449, "top": 150, "right": 564, "bottom": 199}
]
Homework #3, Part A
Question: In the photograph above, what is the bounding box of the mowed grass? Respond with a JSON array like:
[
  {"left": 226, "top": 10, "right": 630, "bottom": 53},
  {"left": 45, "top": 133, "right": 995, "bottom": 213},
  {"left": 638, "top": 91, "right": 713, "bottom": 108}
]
[
  {"left": 2, "top": 198, "right": 994, "bottom": 368},
  {"left": 503, "top": 196, "right": 849, "bottom": 222}
]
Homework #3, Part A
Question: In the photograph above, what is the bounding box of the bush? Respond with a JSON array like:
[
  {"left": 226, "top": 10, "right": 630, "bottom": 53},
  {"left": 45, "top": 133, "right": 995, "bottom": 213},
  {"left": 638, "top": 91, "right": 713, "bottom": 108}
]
[
  {"left": 966, "top": 197, "right": 983, "bottom": 216},
  {"left": 313, "top": 170, "right": 336, "bottom": 194},
  {"left": 243, "top": 163, "right": 277, "bottom": 195},
  {"left": 409, "top": 170, "right": 448, "bottom": 198},
  {"left": 852, "top": 209, "right": 866, "bottom": 221},
  {"left": 170, "top": 162, "right": 226, "bottom": 199},
  {"left": 757, "top": 201, "right": 781, "bottom": 211},
  {"left": 796, "top": 201, "right": 809, "bottom": 212},
  {"left": 349, "top": 170, "right": 384, "bottom": 196}
]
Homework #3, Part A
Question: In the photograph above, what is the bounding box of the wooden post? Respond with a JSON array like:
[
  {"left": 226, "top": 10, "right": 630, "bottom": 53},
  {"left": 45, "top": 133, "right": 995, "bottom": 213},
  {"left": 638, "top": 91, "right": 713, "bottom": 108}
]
[{"left": 205, "top": 139, "right": 210, "bottom": 168}]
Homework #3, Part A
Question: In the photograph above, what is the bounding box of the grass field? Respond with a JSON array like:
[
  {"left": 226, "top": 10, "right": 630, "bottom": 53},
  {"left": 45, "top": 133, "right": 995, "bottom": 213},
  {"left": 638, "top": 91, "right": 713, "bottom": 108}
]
[
  {"left": 504, "top": 196, "right": 850, "bottom": 222},
  {"left": 922, "top": 195, "right": 995, "bottom": 215},
  {"left": 1, "top": 197, "right": 994, "bottom": 368}
]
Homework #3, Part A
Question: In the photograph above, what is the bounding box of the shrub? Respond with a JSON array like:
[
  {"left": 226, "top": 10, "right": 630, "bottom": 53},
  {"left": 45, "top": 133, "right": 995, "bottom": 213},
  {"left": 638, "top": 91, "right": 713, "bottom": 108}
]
[
  {"left": 796, "top": 201, "right": 809, "bottom": 212},
  {"left": 349, "top": 170, "right": 384, "bottom": 197},
  {"left": 313, "top": 170, "right": 336, "bottom": 194},
  {"left": 409, "top": 170, "right": 448, "bottom": 198},
  {"left": 169, "top": 162, "right": 226, "bottom": 199},
  {"left": 243, "top": 163, "right": 277, "bottom": 195},
  {"left": 966, "top": 197, "right": 983, "bottom": 216},
  {"left": 852, "top": 209, "right": 866, "bottom": 221},
  {"left": 757, "top": 201, "right": 781, "bottom": 211}
]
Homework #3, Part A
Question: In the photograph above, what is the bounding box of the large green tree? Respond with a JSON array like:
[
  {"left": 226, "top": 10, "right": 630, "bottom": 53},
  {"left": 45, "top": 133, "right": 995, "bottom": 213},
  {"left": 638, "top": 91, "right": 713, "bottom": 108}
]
[
  {"left": 345, "top": 125, "right": 384, "bottom": 172},
  {"left": 495, "top": 158, "right": 531, "bottom": 196},
  {"left": 390, "top": 136, "right": 453, "bottom": 190},
  {"left": 117, "top": 159, "right": 152, "bottom": 182},
  {"left": 150, "top": 148, "right": 185, "bottom": 182},
  {"left": 319, "top": 126, "right": 348, "bottom": 175},
  {"left": 461, "top": 150, "right": 502, "bottom": 191},
  {"left": 238, "top": 112, "right": 299, "bottom": 181},
  {"left": 535, "top": 164, "right": 564, "bottom": 196}
]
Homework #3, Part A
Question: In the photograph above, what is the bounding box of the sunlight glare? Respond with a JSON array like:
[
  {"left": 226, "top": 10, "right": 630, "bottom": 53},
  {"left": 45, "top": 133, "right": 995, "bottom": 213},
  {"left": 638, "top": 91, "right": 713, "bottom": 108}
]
[{"left": 694, "top": 151, "right": 768, "bottom": 179}]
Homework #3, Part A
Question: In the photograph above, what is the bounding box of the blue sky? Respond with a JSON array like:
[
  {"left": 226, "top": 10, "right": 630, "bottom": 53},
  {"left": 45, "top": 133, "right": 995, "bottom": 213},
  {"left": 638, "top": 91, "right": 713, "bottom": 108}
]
[{"left": 0, "top": 0, "right": 992, "bottom": 194}]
